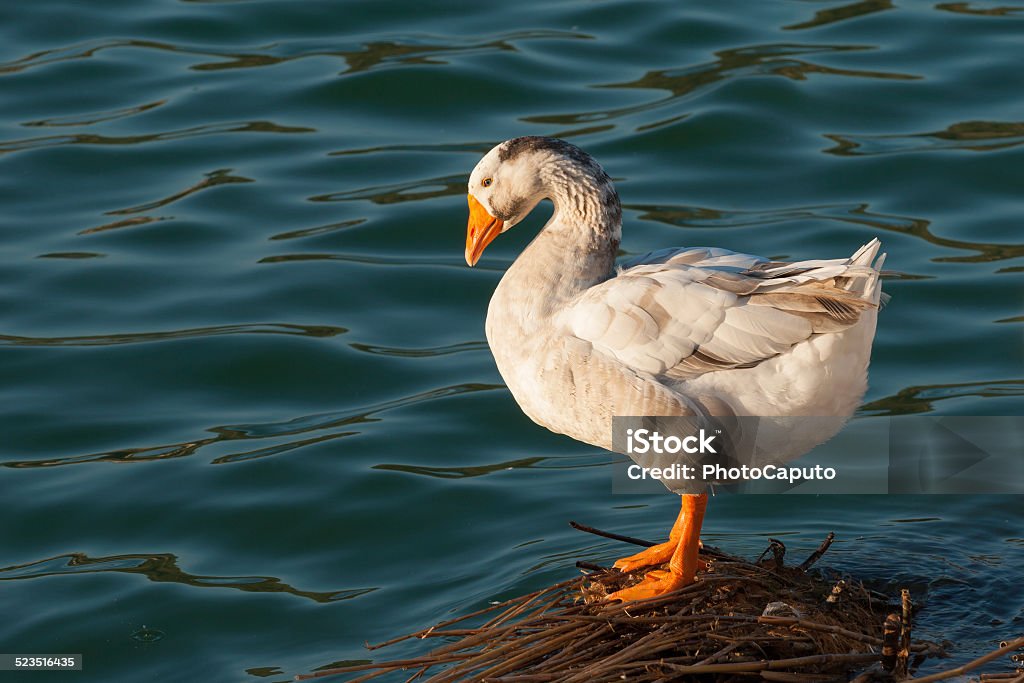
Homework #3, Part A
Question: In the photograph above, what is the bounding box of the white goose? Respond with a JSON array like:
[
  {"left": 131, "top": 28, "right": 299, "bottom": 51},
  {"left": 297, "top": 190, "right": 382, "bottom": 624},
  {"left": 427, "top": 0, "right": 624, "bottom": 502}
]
[{"left": 465, "top": 136, "right": 885, "bottom": 602}]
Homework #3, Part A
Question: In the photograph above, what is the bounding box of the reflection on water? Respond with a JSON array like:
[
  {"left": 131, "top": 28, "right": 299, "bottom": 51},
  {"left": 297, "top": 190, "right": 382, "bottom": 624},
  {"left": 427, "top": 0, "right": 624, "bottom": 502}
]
[
  {"left": 629, "top": 201, "right": 1024, "bottom": 263},
  {"left": 0, "top": 31, "right": 590, "bottom": 77},
  {"left": 105, "top": 168, "right": 254, "bottom": 216},
  {"left": 525, "top": 43, "right": 918, "bottom": 128},
  {"left": 826, "top": 121, "right": 1024, "bottom": 156},
  {"left": 2, "top": 383, "right": 500, "bottom": 468},
  {"left": 23, "top": 99, "right": 167, "bottom": 128},
  {"left": 783, "top": 1, "right": 895, "bottom": 31},
  {"left": 310, "top": 173, "right": 467, "bottom": 204},
  {"left": 75, "top": 168, "right": 254, "bottom": 235},
  {"left": 0, "top": 323, "right": 344, "bottom": 347},
  {"left": 334, "top": 31, "right": 591, "bottom": 75},
  {"left": 349, "top": 341, "right": 487, "bottom": 358},
  {"left": 212, "top": 430, "right": 357, "bottom": 465},
  {"left": 861, "top": 379, "right": 1024, "bottom": 416},
  {"left": 78, "top": 215, "right": 172, "bottom": 236},
  {"left": 373, "top": 456, "right": 546, "bottom": 479},
  {"left": 37, "top": 251, "right": 105, "bottom": 259},
  {"left": 329, "top": 140, "right": 495, "bottom": 157},
  {"left": 0, "top": 121, "right": 313, "bottom": 156},
  {"left": 327, "top": 125, "right": 615, "bottom": 157},
  {"left": 0, "top": 552, "right": 372, "bottom": 603},
  {"left": 185, "top": 30, "right": 591, "bottom": 74},
  {"left": 258, "top": 252, "right": 500, "bottom": 270},
  {"left": 270, "top": 218, "right": 367, "bottom": 241},
  {"left": 935, "top": 2, "right": 1024, "bottom": 16}
]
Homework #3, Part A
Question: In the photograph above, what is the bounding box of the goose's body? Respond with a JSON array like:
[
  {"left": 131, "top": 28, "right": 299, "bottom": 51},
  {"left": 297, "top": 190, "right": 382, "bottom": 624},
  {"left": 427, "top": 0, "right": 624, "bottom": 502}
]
[{"left": 465, "top": 137, "right": 885, "bottom": 601}]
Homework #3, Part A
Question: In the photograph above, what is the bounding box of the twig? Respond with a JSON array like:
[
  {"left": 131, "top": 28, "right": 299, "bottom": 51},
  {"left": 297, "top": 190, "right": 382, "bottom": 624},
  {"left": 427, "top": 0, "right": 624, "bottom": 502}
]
[
  {"left": 363, "top": 577, "right": 580, "bottom": 650},
  {"left": 694, "top": 641, "right": 743, "bottom": 666},
  {"left": 826, "top": 580, "right": 846, "bottom": 605},
  {"left": 293, "top": 653, "right": 473, "bottom": 680},
  {"left": 661, "top": 652, "right": 880, "bottom": 674},
  {"left": 895, "top": 589, "right": 913, "bottom": 678},
  {"left": 569, "top": 520, "right": 733, "bottom": 560},
  {"left": 882, "top": 613, "right": 901, "bottom": 672},
  {"left": 799, "top": 532, "right": 835, "bottom": 571},
  {"left": 756, "top": 539, "right": 786, "bottom": 570},
  {"left": 761, "top": 671, "right": 842, "bottom": 682},
  {"left": 569, "top": 521, "right": 655, "bottom": 547},
  {"left": 575, "top": 561, "right": 606, "bottom": 572},
  {"left": 758, "top": 615, "right": 885, "bottom": 647}
]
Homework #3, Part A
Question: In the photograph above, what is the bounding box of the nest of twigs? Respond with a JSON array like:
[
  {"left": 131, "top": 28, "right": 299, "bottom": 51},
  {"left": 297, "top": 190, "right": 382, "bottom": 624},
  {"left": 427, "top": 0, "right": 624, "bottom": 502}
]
[{"left": 299, "top": 525, "right": 1024, "bottom": 683}]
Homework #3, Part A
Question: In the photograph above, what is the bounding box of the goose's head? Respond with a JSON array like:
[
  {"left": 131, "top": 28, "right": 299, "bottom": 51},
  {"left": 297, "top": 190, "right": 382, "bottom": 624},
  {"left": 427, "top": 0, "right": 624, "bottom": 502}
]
[{"left": 464, "top": 138, "right": 555, "bottom": 267}]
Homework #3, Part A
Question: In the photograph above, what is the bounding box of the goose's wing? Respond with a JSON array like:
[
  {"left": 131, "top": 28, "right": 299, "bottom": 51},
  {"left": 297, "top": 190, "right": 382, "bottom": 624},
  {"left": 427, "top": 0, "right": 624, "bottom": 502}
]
[{"left": 560, "top": 241, "right": 885, "bottom": 380}]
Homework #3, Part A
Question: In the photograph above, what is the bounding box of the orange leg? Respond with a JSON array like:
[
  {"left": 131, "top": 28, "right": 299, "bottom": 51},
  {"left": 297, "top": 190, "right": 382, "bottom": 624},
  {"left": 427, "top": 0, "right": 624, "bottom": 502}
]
[
  {"left": 612, "top": 497, "right": 688, "bottom": 572},
  {"left": 608, "top": 493, "right": 708, "bottom": 602},
  {"left": 612, "top": 496, "right": 704, "bottom": 572}
]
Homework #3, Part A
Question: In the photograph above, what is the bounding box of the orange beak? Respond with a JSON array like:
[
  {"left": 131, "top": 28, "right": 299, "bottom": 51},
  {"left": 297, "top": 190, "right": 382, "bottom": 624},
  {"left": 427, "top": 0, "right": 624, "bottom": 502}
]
[{"left": 465, "top": 194, "right": 504, "bottom": 267}]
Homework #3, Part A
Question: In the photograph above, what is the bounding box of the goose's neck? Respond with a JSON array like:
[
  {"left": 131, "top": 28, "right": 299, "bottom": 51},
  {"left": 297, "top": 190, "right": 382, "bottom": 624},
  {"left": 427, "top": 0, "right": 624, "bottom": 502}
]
[
  {"left": 494, "top": 155, "right": 622, "bottom": 325},
  {"left": 539, "top": 157, "right": 623, "bottom": 255}
]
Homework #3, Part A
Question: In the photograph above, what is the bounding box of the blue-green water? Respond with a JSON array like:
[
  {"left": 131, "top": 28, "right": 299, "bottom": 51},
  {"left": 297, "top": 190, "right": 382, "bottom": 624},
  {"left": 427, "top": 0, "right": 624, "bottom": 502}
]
[{"left": 1, "top": 1, "right": 1022, "bottom": 681}]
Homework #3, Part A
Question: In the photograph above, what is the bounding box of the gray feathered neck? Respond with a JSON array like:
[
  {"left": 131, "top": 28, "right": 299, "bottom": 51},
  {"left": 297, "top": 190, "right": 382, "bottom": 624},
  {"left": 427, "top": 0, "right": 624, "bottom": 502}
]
[{"left": 499, "top": 136, "right": 622, "bottom": 244}]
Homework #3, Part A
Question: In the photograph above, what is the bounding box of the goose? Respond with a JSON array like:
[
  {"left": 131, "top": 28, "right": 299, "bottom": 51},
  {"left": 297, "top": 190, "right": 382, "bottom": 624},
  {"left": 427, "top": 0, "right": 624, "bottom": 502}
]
[{"left": 464, "top": 136, "right": 885, "bottom": 602}]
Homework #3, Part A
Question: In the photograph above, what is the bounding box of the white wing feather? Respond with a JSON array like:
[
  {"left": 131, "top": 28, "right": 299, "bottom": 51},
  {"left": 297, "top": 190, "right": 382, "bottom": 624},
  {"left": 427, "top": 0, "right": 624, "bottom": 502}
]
[{"left": 561, "top": 240, "right": 885, "bottom": 379}]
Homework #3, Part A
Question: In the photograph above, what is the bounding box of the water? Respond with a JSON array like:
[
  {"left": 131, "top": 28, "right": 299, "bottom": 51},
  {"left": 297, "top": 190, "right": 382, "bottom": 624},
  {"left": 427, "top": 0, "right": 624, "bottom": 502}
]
[{"left": 1, "top": 1, "right": 1022, "bottom": 681}]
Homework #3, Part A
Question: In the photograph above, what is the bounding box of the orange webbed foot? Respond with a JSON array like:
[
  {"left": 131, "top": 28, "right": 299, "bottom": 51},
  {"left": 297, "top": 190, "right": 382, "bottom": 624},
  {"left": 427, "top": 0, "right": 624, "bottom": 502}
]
[
  {"left": 613, "top": 539, "right": 703, "bottom": 573},
  {"left": 612, "top": 540, "right": 675, "bottom": 573},
  {"left": 608, "top": 494, "right": 708, "bottom": 603},
  {"left": 607, "top": 569, "right": 691, "bottom": 602}
]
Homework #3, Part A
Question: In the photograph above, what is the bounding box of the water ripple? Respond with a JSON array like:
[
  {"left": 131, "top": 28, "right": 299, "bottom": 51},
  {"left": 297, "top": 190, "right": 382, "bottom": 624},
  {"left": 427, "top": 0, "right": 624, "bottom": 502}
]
[
  {"left": 2, "top": 383, "right": 502, "bottom": 468},
  {"left": 0, "top": 323, "right": 345, "bottom": 348},
  {"left": 78, "top": 215, "right": 173, "bottom": 236},
  {"left": 628, "top": 201, "right": 1024, "bottom": 263},
  {"left": 75, "top": 169, "right": 253, "bottom": 236},
  {"left": 784, "top": 1, "right": 895, "bottom": 30},
  {"left": 349, "top": 341, "right": 488, "bottom": 358},
  {"left": 37, "top": 252, "right": 105, "bottom": 259},
  {"left": 935, "top": 2, "right": 1024, "bottom": 16},
  {"left": 0, "top": 552, "right": 372, "bottom": 603},
  {"left": 325, "top": 125, "right": 615, "bottom": 156},
  {"left": 826, "top": 121, "right": 1024, "bottom": 156},
  {"left": 258, "top": 252, "right": 502, "bottom": 271},
  {"left": 211, "top": 431, "right": 356, "bottom": 465},
  {"left": 0, "top": 38, "right": 179, "bottom": 75},
  {"left": 215, "top": 383, "right": 500, "bottom": 440},
  {"left": 269, "top": 218, "right": 367, "bottom": 241},
  {"left": 22, "top": 99, "right": 167, "bottom": 128},
  {"left": 309, "top": 174, "right": 466, "bottom": 205},
  {"left": 0, "top": 121, "right": 314, "bottom": 156},
  {"left": 104, "top": 168, "right": 254, "bottom": 217},
  {"left": 861, "top": 379, "right": 1024, "bottom": 415},
  {"left": 329, "top": 140, "right": 495, "bottom": 157},
  {"left": 172, "top": 30, "right": 592, "bottom": 75},
  {"left": 373, "top": 456, "right": 546, "bottom": 479},
  {"left": 0, "top": 30, "right": 590, "bottom": 77},
  {"left": 525, "top": 43, "right": 919, "bottom": 128},
  {"left": 326, "top": 31, "right": 592, "bottom": 76}
]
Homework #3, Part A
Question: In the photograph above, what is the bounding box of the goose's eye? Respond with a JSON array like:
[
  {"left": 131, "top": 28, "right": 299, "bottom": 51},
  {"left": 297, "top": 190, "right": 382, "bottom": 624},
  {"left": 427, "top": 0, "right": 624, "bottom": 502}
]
[{"left": 482, "top": 178, "right": 493, "bottom": 188}]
